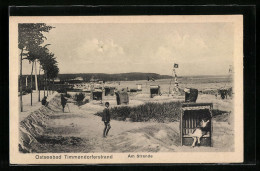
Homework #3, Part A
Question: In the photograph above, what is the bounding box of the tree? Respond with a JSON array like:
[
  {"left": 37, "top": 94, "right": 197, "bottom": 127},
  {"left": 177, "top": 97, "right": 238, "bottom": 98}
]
[
  {"left": 31, "top": 44, "right": 51, "bottom": 101},
  {"left": 45, "top": 55, "right": 59, "bottom": 95},
  {"left": 18, "top": 24, "right": 53, "bottom": 111},
  {"left": 26, "top": 45, "right": 40, "bottom": 106},
  {"left": 26, "top": 45, "right": 50, "bottom": 105},
  {"left": 47, "top": 63, "right": 59, "bottom": 94},
  {"left": 39, "top": 52, "right": 59, "bottom": 96}
]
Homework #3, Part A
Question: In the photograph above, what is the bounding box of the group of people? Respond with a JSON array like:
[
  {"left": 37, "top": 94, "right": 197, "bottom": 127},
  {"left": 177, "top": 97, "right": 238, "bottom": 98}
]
[{"left": 42, "top": 93, "right": 111, "bottom": 138}]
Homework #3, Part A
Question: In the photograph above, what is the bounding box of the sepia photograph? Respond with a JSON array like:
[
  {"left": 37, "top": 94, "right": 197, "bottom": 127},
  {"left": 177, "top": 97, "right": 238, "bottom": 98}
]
[{"left": 9, "top": 15, "right": 243, "bottom": 164}]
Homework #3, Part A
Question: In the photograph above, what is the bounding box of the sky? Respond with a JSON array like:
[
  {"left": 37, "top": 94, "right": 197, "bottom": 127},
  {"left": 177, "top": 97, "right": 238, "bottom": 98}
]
[{"left": 22, "top": 22, "right": 234, "bottom": 76}]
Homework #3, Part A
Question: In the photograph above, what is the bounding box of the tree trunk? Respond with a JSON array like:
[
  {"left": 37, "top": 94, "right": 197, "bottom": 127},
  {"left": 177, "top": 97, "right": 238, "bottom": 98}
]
[
  {"left": 46, "top": 73, "right": 48, "bottom": 96},
  {"left": 34, "top": 60, "right": 38, "bottom": 92},
  {"left": 38, "top": 66, "right": 41, "bottom": 102},
  {"left": 44, "top": 73, "right": 46, "bottom": 97},
  {"left": 49, "top": 79, "right": 51, "bottom": 94},
  {"left": 46, "top": 78, "right": 49, "bottom": 96},
  {"left": 20, "top": 49, "right": 23, "bottom": 112},
  {"left": 30, "top": 61, "right": 34, "bottom": 106},
  {"left": 52, "top": 79, "right": 54, "bottom": 94},
  {"left": 50, "top": 79, "right": 53, "bottom": 94},
  {"left": 47, "top": 79, "right": 50, "bottom": 95},
  {"left": 25, "top": 76, "right": 28, "bottom": 88}
]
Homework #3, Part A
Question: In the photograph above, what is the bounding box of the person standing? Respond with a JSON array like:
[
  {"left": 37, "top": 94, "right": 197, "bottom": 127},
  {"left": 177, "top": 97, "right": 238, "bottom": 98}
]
[
  {"left": 102, "top": 102, "right": 111, "bottom": 138},
  {"left": 61, "top": 94, "right": 67, "bottom": 112}
]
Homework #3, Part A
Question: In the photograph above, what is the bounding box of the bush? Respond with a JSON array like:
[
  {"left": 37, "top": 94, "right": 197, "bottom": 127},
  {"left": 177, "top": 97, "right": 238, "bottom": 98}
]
[
  {"left": 64, "top": 93, "right": 72, "bottom": 98},
  {"left": 95, "top": 101, "right": 182, "bottom": 123},
  {"left": 74, "top": 93, "right": 85, "bottom": 102},
  {"left": 73, "top": 93, "right": 87, "bottom": 106}
]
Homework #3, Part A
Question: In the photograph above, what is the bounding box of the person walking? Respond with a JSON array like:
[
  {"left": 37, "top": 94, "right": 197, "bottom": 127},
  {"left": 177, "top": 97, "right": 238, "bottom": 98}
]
[
  {"left": 102, "top": 102, "right": 111, "bottom": 138},
  {"left": 61, "top": 94, "right": 67, "bottom": 112}
]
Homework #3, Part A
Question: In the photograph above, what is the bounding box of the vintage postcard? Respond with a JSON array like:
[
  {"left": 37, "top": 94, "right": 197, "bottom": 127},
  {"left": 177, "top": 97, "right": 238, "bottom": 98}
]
[{"left": 9, "top": 15, "right": 243, "bottom": 164}]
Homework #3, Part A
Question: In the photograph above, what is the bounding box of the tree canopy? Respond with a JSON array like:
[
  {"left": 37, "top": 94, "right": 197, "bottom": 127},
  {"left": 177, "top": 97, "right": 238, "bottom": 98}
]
[
  {"left": 18, "top": 23, "right": 53, "bottom": 50},
  {"left": 40, "top": 52, "right": 59, "bottom": 79},
  {"left": 18, "top": 23, "right": 59, "bottom": 78}
]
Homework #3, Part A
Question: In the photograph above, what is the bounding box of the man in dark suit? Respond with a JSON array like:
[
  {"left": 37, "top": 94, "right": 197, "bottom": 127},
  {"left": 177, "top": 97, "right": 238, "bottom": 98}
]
[{"left": 61, "top": 94, "right": 67, "bottom": 112}]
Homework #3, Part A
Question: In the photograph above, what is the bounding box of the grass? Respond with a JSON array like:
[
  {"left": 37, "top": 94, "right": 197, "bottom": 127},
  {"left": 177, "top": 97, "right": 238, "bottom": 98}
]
[
  {"left": 212, "top": 109, "right": 230, "bottom": 116},
  {"left": 95, "top": 101, "right": 182, "bottom": 123},
  {"left": 95, "top": 102, "right": 230, "bottom": 123},
  {"left": 66, "top": 92, "right": 89, "bottom": 106}
]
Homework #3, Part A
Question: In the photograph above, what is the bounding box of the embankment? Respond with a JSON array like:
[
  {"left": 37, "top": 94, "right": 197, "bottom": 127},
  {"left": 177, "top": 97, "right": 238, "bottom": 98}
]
[{"left": 19, "top": 94, "right": 62, "bottom": 153}]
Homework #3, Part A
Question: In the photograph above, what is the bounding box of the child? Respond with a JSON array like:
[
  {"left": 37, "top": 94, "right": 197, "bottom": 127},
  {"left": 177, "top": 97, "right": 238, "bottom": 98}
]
[
  {"left": 190, "top": 119, "right": 210, "bottom": 147},
  {"left": 102, "top": 102, "right": 111, "bottom": 138}
]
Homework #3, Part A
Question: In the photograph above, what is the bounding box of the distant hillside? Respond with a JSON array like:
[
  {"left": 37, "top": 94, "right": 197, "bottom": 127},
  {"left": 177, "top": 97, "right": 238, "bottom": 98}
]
[{"left": 57, "top": 72, "right": 172, "bottom": 81}]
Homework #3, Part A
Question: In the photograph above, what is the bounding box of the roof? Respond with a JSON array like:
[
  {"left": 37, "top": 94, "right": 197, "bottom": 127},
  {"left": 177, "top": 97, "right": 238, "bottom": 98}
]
[
  {"left": 182, "top": 103, "right": 213, "bottom": 107},
  {"left": 93, "top": 89, "right": 103, "bottom": 92},
  {"left": 150, "top": 85, "right": 160, "bottom": 89}
]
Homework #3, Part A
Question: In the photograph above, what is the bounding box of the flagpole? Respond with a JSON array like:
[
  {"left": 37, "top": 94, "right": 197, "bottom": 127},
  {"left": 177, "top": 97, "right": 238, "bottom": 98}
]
[
  {"left": 168, "top": 68, "right": 174, "bottom": 96},
  {"left": 173, "top": 68, "right": 177, "bottom": 92}
]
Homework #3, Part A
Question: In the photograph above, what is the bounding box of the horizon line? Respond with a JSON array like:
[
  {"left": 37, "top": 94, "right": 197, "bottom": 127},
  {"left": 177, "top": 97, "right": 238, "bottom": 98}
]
[
  {"left": 57, "top": 72, "right": 230, "bottom": 77},
  {"left": 22, "top": 72, "right": 231, "bottom": 77}
]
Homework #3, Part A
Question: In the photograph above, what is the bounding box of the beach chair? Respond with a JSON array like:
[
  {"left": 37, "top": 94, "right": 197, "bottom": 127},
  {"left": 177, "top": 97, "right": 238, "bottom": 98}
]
[
  {"left": 92, "top": 89, "right": 103, "bottom": 101},
  {"left": 115, "top": 89, "right": 129, "bottom": 105},
  {"left": 150, "top": 85, "right": 161, "bottom": 98},
  {"left": 180, "top": 103, "right": 213, "bottom": 146},
  {"left": 104, "top": 87, "right": 110, "bottom": 96},
  {"left": 184, "top": 88, "right": 198, "bottom": 102},
  {"left": 137, "top": 84, "right": 142, "bottom": 91}
]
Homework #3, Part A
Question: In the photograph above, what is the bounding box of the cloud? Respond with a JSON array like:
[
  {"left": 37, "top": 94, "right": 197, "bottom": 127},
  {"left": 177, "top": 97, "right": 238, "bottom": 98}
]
[
  {"left": 154, "top": 31, "right": 208, "bottom": 63},
  {"left": 75, "top": 38, "right": 126, "bottom": 64},
  {"left": 33, "top": 23, "right": 233, "bottom": 75},
  {"left": 155, "top": 46, "right": 175, "bottom": 63}
]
